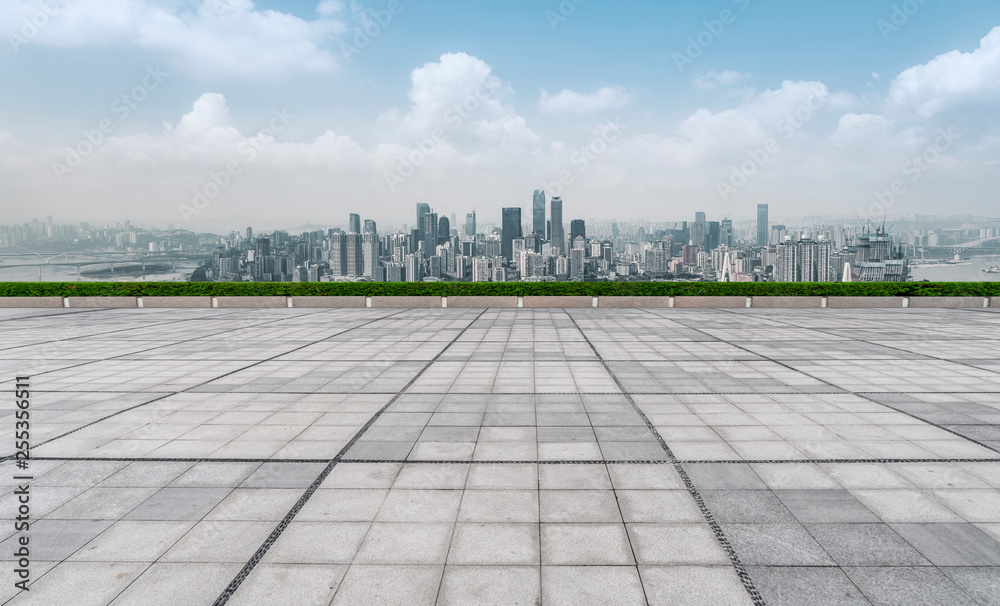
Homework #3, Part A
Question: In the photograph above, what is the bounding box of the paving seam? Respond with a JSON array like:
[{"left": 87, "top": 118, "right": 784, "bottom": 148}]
[
  {"left": 564, "top": 309, "right": 767, "bottom": 606},
  {"left": 211, "top": 308, "right": 488, "bottom": 606},
  {"left": 703, "top": 307, "right": 1000, "bottom": 457},
  {"left": 26, "top": 456, "right": 1000, "bottom": 465},
  {"left": 0, "top": 309, "right": 387, "bottom": 459}
]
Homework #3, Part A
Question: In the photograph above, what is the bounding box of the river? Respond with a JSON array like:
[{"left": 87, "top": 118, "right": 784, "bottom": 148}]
[{"left": 0, "top": 255, "right": 201, "bottom": 282}]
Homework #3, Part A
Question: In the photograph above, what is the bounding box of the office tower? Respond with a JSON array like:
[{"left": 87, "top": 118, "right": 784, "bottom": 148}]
[
  {"left": 423, "top": 212, "right": 439, "bottom": 254},
  {"left": 689, "top": 222, "right": 704, "bottom": 250},
  {"left": 362, "top": 232, "right": 378, "bottom": 278},
  {"left": 532, "top": 190, "right": 546, "bottom": 236},
  {"left": 546, "top": 220, "right": 551, "bottom": 241},
  {"left": 501, "top": 207, "right": 522, "bottom": 262},
  {"left": 550, "top": 197, "right": 564, "bottom": 255},
  {"left": 364, "top": 219, "right": 377, "bottom": 234},
  {"left": 346, "top": 233, "right": 364, "bottom": 277},
  {"left": 611, "top": 222, "right": 619, "bottom": 238},
  {"left": 472, "top": 257, "right": 491, "bottom": 282},
  {"left": 757, "top": 204, "right": 769, "bottom": 246},
  {"left": 330, "top": 232, "right": 346, "bottom": 276},
  {"left": 405, "top": 253, "right": 423, "bottom": 282},
  {"left": 438, "top": 216, "right": 450, "bottom": 245},
  {"left": 570, "top": 248, "right": 585, "bottom": 280},
  {"left": 409, "top": 229, "right": 421, "bottom": 255},
  {"left": 602, "top": 241, "right": 613, "bottom": 266},
  {"left": 682, "top": 244, "right": 698, "bottom": 266},
  {"left": 428, "top": 255, "right": 441, "bottom": 279},
  {"left": 385, "top": 262, "right": 404, "bottom": 282},
  {"left": 570, "top": 219, "right": 586, "bottom": 244},
  {"left": 416, "top": 204, "right": 430, "bottom": 239},
  {"left": 707, "top": 221, "right": 721, "bottom": 250},
  {"left": 465, "top": 210, "right": 477, "bottom": 237},
  {"left": 721, "top": 219, "right": 733, "bottom": 248},
  {"left": 349, "top": 213, "right": 361, "bottom": 234},
  {"left": 245, "top": 227, "right": 253, "bottom": 240}
]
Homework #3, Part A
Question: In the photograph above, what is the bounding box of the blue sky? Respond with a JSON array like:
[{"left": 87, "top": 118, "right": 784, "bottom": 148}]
[{"left": 2, "top": 0, "right": 999, "bottom": 229}]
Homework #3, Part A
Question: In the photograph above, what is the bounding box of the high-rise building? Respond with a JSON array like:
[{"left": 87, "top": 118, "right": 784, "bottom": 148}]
[
  {"left": 385, "top": 262, "right": 404, "bottom": 282},
  {"left": 346, "top": 233, "right": 364, "bottom": 277},
  {"left": 775, "top": 237, "right": 833, "bottom": 282},
  {"left": 757, "top": 204, "right": 769, "bottom": 247},
  {"left": 501, "top": 207, "right": 522, "bottom": 262},
  {"left": 416, "top": 203, "right": 430, "bottom": 239},
  {"left": 465, "top": 210, "right": 477, "bottom": 237},
  {"left": 423, "top": 212, "right": 438, "bottom": 255},
  {"left": 532, "top": 190, "right": 546, "bottom": 236},
  {"left": 721, "top": 219, "right": 733, "bottom": 248},
  {"left": 405, "top": 253, "right": 423, "bottom": 282},
  {"left": 550, "top": 197, "right": 564, "bottom": 255},
  {"left": 349, "top": 213, "right": 361, "bottom": 234},
  {"left": 364, "top": 219, "right": 377, "bottom": 234},
  {"left": 438, "top": 216, "right": 450, "bottom": 245},
  {"left": 362, "top": 232, "right": 378, "bottom": 278},
  {"left": 330, "top": 232, "right": 346, "bottom": 276},
  {"left": 570, "top": 219, "right": 586, "bottom": 245},
  {"left": 570, "top": 247, "right": 585, "bottom": 280}
]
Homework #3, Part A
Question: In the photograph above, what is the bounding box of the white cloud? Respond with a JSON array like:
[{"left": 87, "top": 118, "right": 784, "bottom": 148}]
[
  {"left": 1, "top": 0, "right": 345, "bottom": 79},
  {"left": 692, "top": 70, "right": 748, "bottom": 90},
  {"left": 377, "top": 52, "right": 539, "bottom": 152},
  {"left": 887, "top": 26, "right": 1000, "bottom": 118},
  {"left": 538, "top": 87, "right": 632, "bottom": 114}
]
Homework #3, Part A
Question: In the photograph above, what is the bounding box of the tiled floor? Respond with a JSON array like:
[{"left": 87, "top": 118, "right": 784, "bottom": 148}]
[{"left": 1, "top": 306, "right": 999, "bottom": 605}]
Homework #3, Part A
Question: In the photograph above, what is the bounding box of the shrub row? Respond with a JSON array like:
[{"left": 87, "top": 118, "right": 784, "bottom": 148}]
[{"left": 1, "top": 282, "right": 998, "bottom": 297}]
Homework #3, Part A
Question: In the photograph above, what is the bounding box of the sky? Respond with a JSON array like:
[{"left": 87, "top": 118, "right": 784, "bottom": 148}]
[{"left": 1, "top": 0, "right": 999, "bottom": 231}]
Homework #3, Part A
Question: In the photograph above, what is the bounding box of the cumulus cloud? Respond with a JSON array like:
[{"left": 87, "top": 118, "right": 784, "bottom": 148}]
[
  {"left": 887, "top": 26, "right": 1000, "bottom": 118},
  {"left": 692, "top": 70, "right": 748, "bottom": 90},
  {"left": 377, "top": 52, "right": 539, "bottom": 152},
  {"left": 538, "top": 87, "right": 632, "bottom": 114},
  {"left": 1, "top": 0, "right": 345, "bottom": 79}
]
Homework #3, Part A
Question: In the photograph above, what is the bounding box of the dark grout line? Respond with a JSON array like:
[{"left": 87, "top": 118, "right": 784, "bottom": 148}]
[
  {"left": 564, "top": 309, "right": 767, "bottom": 606},
  {"left": 26, "top": 456, "right": 1000, "bottom": 465},
  {"left": 0, "top": 310, "right": 408, "bottom": 461},
  {"left": 687, "top": 308, "right": 1000, "bottom": 458},
  {"left": 211, "top": 308, "right": 488, "bottom": 606}
]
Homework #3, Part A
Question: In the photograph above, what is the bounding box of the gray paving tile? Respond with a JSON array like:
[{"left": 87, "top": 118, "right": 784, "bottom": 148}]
[
  {"left": 748, "top": 566, "right": 870, "bottom": 606},
  {"left": 806, "top": 523, "right": 931, "bottom": 566},
  {"left": 940, "top": 567, "right": 1000, "bottom": 606},
  {"left": 722, "top": 523, "right": 835, "bottom": 566},
  {"left": 844, "top": 566, "right": 978, "bottom": 606},
  {"left": 891, "top": 523, "right": 1000, "bottom": 566},
  {"left": 776, "top": 489, "right": 881, "bottom": 523}
]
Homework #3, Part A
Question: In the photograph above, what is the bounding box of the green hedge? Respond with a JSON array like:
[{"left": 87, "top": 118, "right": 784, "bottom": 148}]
[{"left": 1, "top": 282, "right": 998, "bottom": 297}]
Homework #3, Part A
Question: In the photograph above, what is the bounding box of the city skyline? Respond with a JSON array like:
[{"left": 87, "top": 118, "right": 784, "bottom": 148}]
[{"left": 2, "top": 2, "right": 1000, "bottom": 224}]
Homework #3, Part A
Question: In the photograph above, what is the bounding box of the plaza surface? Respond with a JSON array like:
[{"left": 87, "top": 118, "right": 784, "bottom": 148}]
[{"left": 1, "top": 306, "right": 999, "bottom": 606}]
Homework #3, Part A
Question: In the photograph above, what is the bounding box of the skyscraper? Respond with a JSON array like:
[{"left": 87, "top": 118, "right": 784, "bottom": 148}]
[
  {"left": 349, "top": 213, "right": 361, "bottom": 234},
  {"left": 438, "top": 216, "right": 450, "bottom": 245},
  {"left": 465, "top": 210, "right": 476, "bottom": 237},
  {"left": 416, "top": 203, "right": 430, "bottom": 239},
  {"left": 346, "top": 233, "right": 364, "bottom": 277},
  {"left": 550, "top": 197, "right": 564, "bottom": 255},
  {"left": 424, "top": 212, "right": 438, "bottom": 255},
  {"left": 330, "top": 231, "right": 346, "bottom": 276},
  {"left": 570, "top": 219, "right": 586, "bottom": 244},
  {"left": 501, "top": 207, "right": 522, "bottom": 262},
  {"left": 532, "top": 190, "right": 546, "bottom": 236},
  {"left": 364, "top": 219, "right": 377, "bottom": 234},
  {"left": 757, "top": 204, "right": 769, "bottom": 246},
  {"left": 721, "top": 219, "right": 733, "bottom": 248},
  {"left": 362, "top": 231, "right": 378, "bottom": 278}
]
